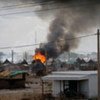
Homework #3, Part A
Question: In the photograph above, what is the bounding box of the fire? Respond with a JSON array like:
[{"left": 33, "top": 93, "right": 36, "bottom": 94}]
[{"left": 33, "top": 52, "right": 46, "bottom": 63}]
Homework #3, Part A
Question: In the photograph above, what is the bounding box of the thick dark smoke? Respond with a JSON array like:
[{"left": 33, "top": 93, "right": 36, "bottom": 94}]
[
  {"left": 40, "top": 12, "right": 79, "bottom": 58},
  {"left": 21, "top": 0, "right": 100, "bottom": 58}
]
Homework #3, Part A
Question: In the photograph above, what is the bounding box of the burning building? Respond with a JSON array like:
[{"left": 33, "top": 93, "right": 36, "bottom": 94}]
[
  {"left": 21, "top": 0, "right": 100, "bottom": 74},
  {"left": 31, "top": 49, "right": 46, "bottom": 76},
  {"left": 33, "top": 49, "right": 46, "bottom": 63}
]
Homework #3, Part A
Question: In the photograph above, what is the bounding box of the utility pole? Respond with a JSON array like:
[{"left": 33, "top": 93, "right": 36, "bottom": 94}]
[
  {"left": 11, "top": 50, "right": 14, "bottom": 63},
  {"left": 23, "top": 51, "right": 28, "bottom": 61},
  {"left": 97, "top": 29, "right": 100, "bottom": 99}
]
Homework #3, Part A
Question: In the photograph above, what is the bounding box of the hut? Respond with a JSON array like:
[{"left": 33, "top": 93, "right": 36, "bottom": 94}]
[
  {"left": 42, "top": 71, "right": 98, "bottom": 99},
  {"left": 0, "top": 70, "right": 28, "bottom": 89},
  {"left": 3, "top": 59, "right": 12, "bottom": 65},
  {"left": 20, "top": 59, "right": 28, "bottom": 65}
]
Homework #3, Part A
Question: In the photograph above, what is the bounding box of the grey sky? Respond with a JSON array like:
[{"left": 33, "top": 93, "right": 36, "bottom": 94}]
[
  {"left": 0, "top": 0, "right": 98, "bottom": 54},
  {"left": 0, "top": 0, "right": 49, "bottom": 53}
]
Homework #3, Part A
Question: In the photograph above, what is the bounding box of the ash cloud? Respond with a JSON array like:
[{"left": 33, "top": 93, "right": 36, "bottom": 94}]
[{"left": 21, "top": 0, "right": 100, "bottom": 58}]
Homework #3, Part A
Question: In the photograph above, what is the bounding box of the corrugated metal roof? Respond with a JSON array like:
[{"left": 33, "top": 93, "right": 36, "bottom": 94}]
[
  {"left": 42, "top": 71, "right": 97, "bottom": 81},
  {"left": 42, "top": 74, "right": 88, "bottom": 81},
  {"left": 52, "top": 71, "right": 97, "bottom": 75},
  {"left": 10, "top": 70, "right": 28, "bottom": 77}
]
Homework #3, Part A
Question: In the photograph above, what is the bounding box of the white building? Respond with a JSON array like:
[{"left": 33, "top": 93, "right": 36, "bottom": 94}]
[{"left": 42, "top": 71, "right": 98, "bottom": 99}]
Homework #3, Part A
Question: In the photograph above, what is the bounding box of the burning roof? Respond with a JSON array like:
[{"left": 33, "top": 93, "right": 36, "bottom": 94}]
[{"left": 33, "top": 51, "right": 46, "bottom": 63}]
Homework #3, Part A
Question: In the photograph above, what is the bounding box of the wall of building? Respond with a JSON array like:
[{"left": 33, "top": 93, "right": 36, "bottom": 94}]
[
  {"left": 0, "top": 79, "right": 25, "bottom": 89},
  {"left": 88, "top": 74, "right": 98, "bottom": 98},
  {"left": 53, "top": 80, "right": 89, "bottom": 98},
  {"left": 79, "top": 80, "right": 89, "bottom": 97},
  {"left": 52, "top": 80, "right": 63, "bottom": 96}
]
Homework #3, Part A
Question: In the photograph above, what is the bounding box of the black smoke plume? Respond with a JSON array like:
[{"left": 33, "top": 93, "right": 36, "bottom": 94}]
[{"left": 21, "top": 0, "right": 100, "bottom": 58}]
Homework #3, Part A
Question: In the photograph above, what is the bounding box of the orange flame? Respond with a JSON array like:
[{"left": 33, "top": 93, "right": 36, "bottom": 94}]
[{"left": 33, "top": 52, "right": 46, "bottom": 63}]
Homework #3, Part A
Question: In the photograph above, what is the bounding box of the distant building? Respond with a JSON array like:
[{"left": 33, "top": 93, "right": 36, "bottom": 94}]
[
  {"left": 42, "top": 71, "right": 98, "bottom": 99},
  {"left": 20, "top": 59, "right": 28, "bottom": 65},
  {"left": 75, "top": 58, "right": 97, "bottom": 70},
  {"left": 87, "top": 59, "right": 97, "bottom": 70},
  {"left": 3, "top": 59, "right": 12, "bottom": 65}
]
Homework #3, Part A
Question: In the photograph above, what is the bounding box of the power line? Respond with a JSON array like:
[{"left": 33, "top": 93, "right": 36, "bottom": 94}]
[
  {"left": 0, "top": 1, "right": 99, "bottom": 16},
  {"left": 0, "top": 33, "right": 96, "bottom": 50},
  {"left": 0, "top": 1, "right": 56, "bottom": 10},
  {"left": 63, "top": 33, "right": 96, "bottom": 41},
  {"left": 0, "top": 0, "right": 56, "bottom": 10},
  {"left": 0, "top": 0, "right": 100, "bottom": 10},
  {"left": 0, "top": 0, "right": 55, "bottom": 8},
  {"left": 0, "top": 43, "right": 39, "bottom": 50}
]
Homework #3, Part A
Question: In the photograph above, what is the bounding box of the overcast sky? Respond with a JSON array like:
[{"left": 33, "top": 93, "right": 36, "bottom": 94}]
[{"left": 0, "top": 0, "right": 98, "bottom": 55}]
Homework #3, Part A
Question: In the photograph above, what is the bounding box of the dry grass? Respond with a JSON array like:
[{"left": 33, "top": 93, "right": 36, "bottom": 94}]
[{"left": 0, "top": 89, "right": 43, "bottom": 100}]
